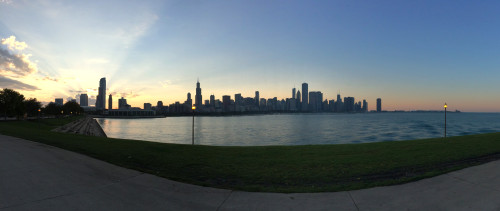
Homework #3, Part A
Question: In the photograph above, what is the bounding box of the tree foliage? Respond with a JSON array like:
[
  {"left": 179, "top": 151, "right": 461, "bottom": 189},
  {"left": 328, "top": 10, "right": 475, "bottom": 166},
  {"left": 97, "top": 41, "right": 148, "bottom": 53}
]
[
  {"left": 63, "top": 101, "right": 84, "bottom": 115},
  {"left": 24, "top": 98, "right": 42, "bottom": 117},
  {"left": 0, "top": 88, "right": 26, "bottom": 119},
  {"left": 43, "top": 102, "right": 63, "bottom": 116}
]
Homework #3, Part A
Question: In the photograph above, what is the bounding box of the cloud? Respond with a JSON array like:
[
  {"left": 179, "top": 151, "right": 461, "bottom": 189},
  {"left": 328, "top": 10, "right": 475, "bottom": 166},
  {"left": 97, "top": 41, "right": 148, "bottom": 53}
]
[
  {"left": 1, "top": 36, "right": 28, "bottom": 50},
  {"left": 0, "top": 0, "right": 12, "bottom": 5},
  {"left": 0, "top": 76, "right": 39, "bottom": 91},
  {"left": 0, "top": 36, "right": 38, "bottom": 77},
  {"left": 120, "top": 91, "right": 139, "bottom": 98}
]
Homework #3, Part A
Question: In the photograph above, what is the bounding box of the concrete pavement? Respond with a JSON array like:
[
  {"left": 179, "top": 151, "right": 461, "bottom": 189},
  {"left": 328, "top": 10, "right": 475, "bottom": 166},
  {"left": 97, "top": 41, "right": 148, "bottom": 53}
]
[{"left": 1, "top": 134, "right": 499, "bottom": 210}]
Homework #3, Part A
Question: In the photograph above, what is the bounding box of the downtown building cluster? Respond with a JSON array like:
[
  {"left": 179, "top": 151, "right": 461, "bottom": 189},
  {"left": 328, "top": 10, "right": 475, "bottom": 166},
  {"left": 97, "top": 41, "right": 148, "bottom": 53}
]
[
  {"left": 68, "top": 78, "right": 382, "bottom": 116},
  {"left": 160, "top": 80, "right": 382, "bottom": 115}
]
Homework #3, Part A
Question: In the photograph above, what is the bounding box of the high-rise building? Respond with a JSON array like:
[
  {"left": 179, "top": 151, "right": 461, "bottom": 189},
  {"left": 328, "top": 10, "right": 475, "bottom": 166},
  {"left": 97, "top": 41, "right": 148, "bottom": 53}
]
[
  {"left": 222, "top": 95, "right": 231, "bottom": 112},
  {"left": 362, "top": 99, "right": 368, "bottom": 112},
  {"left": 235, "top": 93, "right": 242, "bottom": 105},
  {"left": 186, "top": 92, "right": 192, "bottom": 106},
  {"left": 118, "top": 97, "right": 130, "bottom": 109},
  {"left": 255, "top": 91, "right": 259, "bottom": 107},
  {"left": 210, "top": 94, "right": 215, "bottom": 107},
  {"left": 96, "top": 77, "right": 106, "bottom": 110},
  {"left": 195, "top": 80, "right": 202, "bottom": 108},
  {"left": 108, "top": 94, "right": 112, "bottom": 110},
  {"left": 301, "top": 83, "right": 308, "bottom": 111},
  {"left": 80, "top": 94, "right": 88, "bottom": 106},
  {"left": 344, "top": 97, "right": 355, "bottom": 112},
  {"left": 55, "top": 98, "right": 63, "bottom": 106},
  {"left": 292, "top": 87, "right": 296, "bottom": 99},
  {"left": 144, "top": 103, "right": 152, "bottom": 110},
  {"left": 309, "top": 91, "right": 323, "bottom": 112},
  {"left": 377, "top": 98, "right": 382, "bottom": 112}
]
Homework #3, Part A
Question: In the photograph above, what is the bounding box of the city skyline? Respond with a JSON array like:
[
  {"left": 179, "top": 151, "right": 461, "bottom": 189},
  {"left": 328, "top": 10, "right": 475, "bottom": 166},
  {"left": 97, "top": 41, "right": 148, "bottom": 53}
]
[{"left": 1, "top": 1, "right": 500, "bottom": 112}]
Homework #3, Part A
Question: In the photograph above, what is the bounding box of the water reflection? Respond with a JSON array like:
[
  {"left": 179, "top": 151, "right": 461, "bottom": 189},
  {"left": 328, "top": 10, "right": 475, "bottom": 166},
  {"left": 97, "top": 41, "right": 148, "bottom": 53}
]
[{"left": 96, "top": 113, "right": 500, "bottom": 146}]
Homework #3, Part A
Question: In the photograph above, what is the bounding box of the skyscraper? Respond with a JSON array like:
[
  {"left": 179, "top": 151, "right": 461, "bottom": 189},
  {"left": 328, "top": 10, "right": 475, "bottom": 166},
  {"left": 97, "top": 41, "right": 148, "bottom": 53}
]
[
  {"left": 255, "top": 91, "right": 259, "bottom": 107},
  {"left": 296, "top": 90, "right": 300, "bottom": 102},
  {"left": 80, "top": 94, "right": 88, "bottom": 106},
  {"left": 377, "top": 98, "right": 382, "bottom": 112},
  {"left": 362, "top": 99, "right": 368, "bottom": 112},
  {"left": 210, "top": 94, "right": 215, "bottom": 107},
  {"left": 186, "top": 92, "right": 192, "bottom": 107},
  {"left": 96, "top": 77, "right": 106, "bottom": 110},
  {"left": 292, "top": 87, "right": 296, "bottom": 99},
  {"left": 118, "top": 97, "right": 129, "bottom": 109},
  {"left": 301, "top": 83, "right": 308, "bottom": 111},
  {"left": 108, "top": 94, "right": 112, "bottom": 110},
  {"left": 195, "top": 80, "right": 202, "bottom": 108},
  {"left": 55, "top": 98, "right": 63, "bottom": 106},
  {"left": 309, "top": 91, "right": 323, "bottom": 112}
]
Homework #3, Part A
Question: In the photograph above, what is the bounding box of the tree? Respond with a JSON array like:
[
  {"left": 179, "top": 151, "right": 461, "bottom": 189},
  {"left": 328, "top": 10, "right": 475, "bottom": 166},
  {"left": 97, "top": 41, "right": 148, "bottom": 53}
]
[
  {"left": 0, "top": 88, "right": 25, "bottom": 119},
  {"left": 63, "top": 101, "right": 84, "bottom": 115},
  {"left": 24, "top": 98, "right": 42, "bottom": 117},
  {"left": 43, "top": 102, "right": 63, "bottom": 116}
]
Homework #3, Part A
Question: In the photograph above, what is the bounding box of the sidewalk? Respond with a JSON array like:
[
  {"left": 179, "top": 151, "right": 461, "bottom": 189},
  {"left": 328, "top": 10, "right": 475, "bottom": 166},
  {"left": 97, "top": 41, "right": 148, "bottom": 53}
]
[{"left": 1, "top": 134, "right": 499, "bottom": 210}]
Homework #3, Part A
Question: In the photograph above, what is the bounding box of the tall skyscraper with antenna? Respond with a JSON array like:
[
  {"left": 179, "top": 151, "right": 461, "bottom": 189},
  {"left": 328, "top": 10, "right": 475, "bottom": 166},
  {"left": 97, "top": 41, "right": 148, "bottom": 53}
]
[{"left": 195, "top": 79, "right": 202, "bottom": 108}]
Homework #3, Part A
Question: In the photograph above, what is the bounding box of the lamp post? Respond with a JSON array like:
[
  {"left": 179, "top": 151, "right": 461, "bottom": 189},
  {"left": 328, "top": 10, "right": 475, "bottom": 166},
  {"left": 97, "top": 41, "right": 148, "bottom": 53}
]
[
  {"left": 38, "top": 108, "right": 41, "bottom": 121},
  {"left": 444, "top": 103, "right": 447, "bottom": 138},
  {"left": 192, "top": 106, "right": 196, "bottom": 145}
]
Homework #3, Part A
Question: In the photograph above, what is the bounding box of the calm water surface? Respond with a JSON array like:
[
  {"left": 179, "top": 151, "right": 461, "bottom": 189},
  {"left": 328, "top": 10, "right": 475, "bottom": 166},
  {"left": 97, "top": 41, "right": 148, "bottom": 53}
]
[{"left": 96, "top": 112, "right": 500, "bottom": 146}]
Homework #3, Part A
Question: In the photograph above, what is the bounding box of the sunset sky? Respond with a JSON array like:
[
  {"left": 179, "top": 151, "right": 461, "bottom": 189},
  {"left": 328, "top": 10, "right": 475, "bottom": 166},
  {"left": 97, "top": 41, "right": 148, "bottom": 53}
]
[{"left": 1, "top": 0, "right": 499, "bottom": 111}]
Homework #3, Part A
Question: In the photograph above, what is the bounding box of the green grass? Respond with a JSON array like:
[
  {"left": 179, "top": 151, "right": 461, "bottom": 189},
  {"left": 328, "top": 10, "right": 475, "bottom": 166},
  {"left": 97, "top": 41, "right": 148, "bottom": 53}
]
[{"left": 1, "top": 118, "right": 500, "bottom": 193}]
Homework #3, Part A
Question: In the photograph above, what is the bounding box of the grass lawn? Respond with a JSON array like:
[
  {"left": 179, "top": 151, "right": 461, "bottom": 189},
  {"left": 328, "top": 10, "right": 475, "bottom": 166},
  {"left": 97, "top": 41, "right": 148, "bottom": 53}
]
[{"left": 1, "top": 117, "right": 500, "bottom": 193}]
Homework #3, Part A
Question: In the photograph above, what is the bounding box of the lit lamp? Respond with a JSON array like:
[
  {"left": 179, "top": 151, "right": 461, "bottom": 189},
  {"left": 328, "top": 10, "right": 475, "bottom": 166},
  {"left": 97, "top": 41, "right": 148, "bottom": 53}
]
[
  {"left": 192, "top": 106, "right": 196, "bottom": 145},
  {"left": 38, "top": 108, "right": 41, "bottom": 120},
  {"left": 444, "top": 103, "right": 447, "bottom": 138}
]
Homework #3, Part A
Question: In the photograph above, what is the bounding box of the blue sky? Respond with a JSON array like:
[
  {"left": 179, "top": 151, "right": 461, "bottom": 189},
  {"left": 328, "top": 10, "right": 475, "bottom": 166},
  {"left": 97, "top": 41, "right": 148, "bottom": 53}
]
[{"left": 1, "top": 0, "right": 499, "bottom": 111}]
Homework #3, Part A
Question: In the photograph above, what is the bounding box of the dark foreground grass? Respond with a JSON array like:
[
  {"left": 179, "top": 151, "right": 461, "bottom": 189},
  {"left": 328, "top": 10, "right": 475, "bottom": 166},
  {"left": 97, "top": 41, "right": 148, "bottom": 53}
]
[{"left": 1, "top": 118, "right": 500, "bottom": 193}]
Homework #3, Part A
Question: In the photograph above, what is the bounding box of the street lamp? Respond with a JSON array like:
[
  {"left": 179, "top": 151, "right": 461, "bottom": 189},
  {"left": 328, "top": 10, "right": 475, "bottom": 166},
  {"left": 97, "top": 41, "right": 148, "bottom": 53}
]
[
  {"left": 444, "top": 103, "right": 447, "bottom": 138},
  {"left": 192, "top": 106, "right": 196, "bottom": 145},
  {"left": 38, "top": 108, "right": 41, "bottom": 120}
]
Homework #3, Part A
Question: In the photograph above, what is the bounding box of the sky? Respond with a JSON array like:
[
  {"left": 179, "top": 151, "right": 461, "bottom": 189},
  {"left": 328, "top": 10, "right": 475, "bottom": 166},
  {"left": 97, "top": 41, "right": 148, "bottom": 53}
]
[{"left": 1, "top": 0, "right": 499, "bottom": 112}]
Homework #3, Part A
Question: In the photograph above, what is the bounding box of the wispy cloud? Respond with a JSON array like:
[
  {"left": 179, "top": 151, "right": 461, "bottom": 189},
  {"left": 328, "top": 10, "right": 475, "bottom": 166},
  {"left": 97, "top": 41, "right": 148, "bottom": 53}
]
[{"left": 0, "top": 76, "right": 39, "bottom": 91}]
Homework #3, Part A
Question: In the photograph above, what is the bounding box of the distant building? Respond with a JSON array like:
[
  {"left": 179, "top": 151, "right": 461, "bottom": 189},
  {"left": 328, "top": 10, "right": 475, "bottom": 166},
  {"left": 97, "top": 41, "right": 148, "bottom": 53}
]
[
  {"left": 195, "top": 80, "right": 202, "bottom": 108},
  {"left": 108, "top": 94, "right": 113, "bottom": 110},
  {"left": 80, "top": 94, "right": 88, "bottom": 106},
  {"left": 210, "top": 94, "right": 215, "bottom": 107},
  {"left": 377, "top": 98, "right": 382, "bottom": 112},
  {"left": 235, "top": 93, "right": 242, "bottom": 106},
  {"left": 95, "top": 77, "right": 106, "bottom": 110},
  {"left": 301, "top": 83, "right": 308, "bottom": 111},
  {"left": 144, "top": 103, "right": 152, "bottom": 110},
  {"left": 362, "top": 99, "right": 368, "bottom": 112},
  {"left": 309, "top": 91, "right": 323, "bottom": 112},
  {"left": 186, "top": 92, "right": 192, "bottom": 107},
  {"left": 255, "top": 91, "right": 259, "bottom": 107},
  {"left": 292, "top": 87, "right": 296, "bottom": 99},
  {"left": 296, "top": 90, "right": 301, "bottom": 110},
  {"left": 55, "top": 98, "right": 63, "bottom": 106},
  {"left": 118, "top": 97, "right": 130, "bottom": 109},
  {"left": 344, "top": 97, "right": 355, "bottom": 112},
  {"left": 222, "top": 95, "right": 231, "bottom": 112}
]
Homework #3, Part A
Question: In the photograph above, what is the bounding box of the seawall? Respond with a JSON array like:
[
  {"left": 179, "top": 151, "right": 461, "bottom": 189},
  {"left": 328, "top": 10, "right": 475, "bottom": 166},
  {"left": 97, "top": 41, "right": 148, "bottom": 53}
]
[{"left": 52, "top": 116, "right": 107, "bottom": 137}]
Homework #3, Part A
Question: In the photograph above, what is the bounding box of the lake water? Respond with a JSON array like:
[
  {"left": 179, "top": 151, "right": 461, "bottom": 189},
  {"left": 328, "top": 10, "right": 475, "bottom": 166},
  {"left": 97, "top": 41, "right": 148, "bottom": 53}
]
[{"left": 95, "top": 112, "right": 500, "bottom": 146}]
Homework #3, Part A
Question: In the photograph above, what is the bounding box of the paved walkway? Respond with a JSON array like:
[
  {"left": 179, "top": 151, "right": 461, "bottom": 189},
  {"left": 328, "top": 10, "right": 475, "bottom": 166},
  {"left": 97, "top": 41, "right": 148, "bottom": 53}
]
[{"left": 1, "top": 134, "right": 499, "bottom": 210}]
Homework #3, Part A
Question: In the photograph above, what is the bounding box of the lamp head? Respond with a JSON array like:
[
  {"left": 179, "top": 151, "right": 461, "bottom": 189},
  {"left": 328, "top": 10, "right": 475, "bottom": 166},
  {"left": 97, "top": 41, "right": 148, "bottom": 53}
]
[
  {"left": 192, "top": 106, "right": 196, "bottom": 110},
  {"left": 444, "top": 103, "right": 447, "bottom": 108}
]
